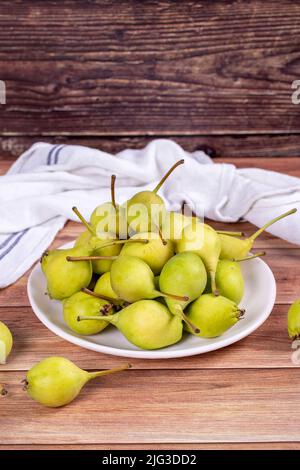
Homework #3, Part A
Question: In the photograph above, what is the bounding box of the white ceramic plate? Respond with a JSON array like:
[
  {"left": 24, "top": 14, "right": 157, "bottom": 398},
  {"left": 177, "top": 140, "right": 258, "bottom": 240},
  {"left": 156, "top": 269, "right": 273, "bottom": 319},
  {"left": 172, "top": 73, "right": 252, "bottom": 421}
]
[{"left": 28, "top": 242, "right": 276, "bottom": 359}]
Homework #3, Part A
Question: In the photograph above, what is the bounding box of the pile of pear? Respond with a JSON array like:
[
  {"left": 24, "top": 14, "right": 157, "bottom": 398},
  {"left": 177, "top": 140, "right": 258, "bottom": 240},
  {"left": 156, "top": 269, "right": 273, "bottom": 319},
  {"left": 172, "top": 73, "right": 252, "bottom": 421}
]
[{"left": 40, "top": 160, "right": 297, "bottom": 350}]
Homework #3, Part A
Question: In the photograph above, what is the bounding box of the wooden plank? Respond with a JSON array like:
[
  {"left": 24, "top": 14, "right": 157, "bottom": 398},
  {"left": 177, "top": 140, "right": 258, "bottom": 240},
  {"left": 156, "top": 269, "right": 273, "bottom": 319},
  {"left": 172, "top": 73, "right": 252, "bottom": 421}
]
[
  {"left": 0, "top": 1, "right": 300, "bottom": 135},
  {"left": 1, "top": 443, "right": 300, "bottom": 449},
  {"left": 1, "top": 136, "right": 300, "bottom": 161},
  {"left": 1, "top": 369, "right": 300, "bottom": 444},
  {"left": 0, "top": 304, "right": 293, "bottom": 371}
]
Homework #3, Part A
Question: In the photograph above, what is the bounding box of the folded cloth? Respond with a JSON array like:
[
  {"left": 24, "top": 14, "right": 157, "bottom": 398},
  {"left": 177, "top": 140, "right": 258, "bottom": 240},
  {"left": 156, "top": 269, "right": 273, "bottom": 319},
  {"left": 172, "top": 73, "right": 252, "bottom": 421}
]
[{"left": 0, "top": 139, "right": 299, "bottom": 288}]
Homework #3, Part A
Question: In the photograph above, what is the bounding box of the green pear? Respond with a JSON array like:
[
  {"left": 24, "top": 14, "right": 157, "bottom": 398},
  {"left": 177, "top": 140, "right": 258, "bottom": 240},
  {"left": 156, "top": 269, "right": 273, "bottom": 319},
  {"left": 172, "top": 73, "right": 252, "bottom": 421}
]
[
  {"left": 120, "top": 232, "right": 174, "bottom": 274},
  {"left": 42, "top": 245, "right": 93, "bottom": 300},
  {"left": 0, "top": 321, "right": 13, "bottom": 364},
  {"left": 162, "top": 211, "right": 193, "bottom": 241},
  {"left": 74, "top": 230, "right": 92, "bottom": 247},
  {"left": 288, "top": 299, "right": 300, "bottom": 339},
  {"left": 88, "top": 233, "right": 122, "bottom": 274},
  {"left": 186, "top": 293, "right": 245, "bottom": 338},
  {"left": 24, "top": 357, "right": 130, "bottom": 407},
  {"left": 206, "top": 259, "right": 245, "bottom": 304},
  {"left": 63, "top": 291, "right": 113, "bottom": 335},
  {"left": 110, "top": 255, "right": 187, "bottom": 305},
  {"left": 159, "top": 252, "right": 207, "bottom": 333},
  {"left": 90, "top": 175, "right": 127, "bottom": 238},
  {"left": 176, "top": 222, "right": 221, "bottom": 295},
  {"left": 79, "top": 300, "right": 183, "bottom": 350},
  {"left": 219, "top": 208, "right": 296, "bottom": 260},
  {"left": 125, "top": 160, "right": 184, "bottom": 233},
  {"left": 94, "top": 272, "right": 119, "bottom": 300}
]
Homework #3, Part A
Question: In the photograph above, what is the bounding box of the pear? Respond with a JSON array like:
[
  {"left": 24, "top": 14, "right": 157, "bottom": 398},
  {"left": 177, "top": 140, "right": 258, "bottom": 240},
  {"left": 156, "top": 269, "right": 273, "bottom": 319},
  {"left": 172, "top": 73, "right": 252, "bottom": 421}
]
[
  {"left": 42, "top": 245, "right": 93, "bottom": 300},
  {"left": 186, "top": 293, "right": 245, "bottom": 338},
  {"left": 94, "top": 272, "right": 119, "bottom": 300},
  {"left": 24, "top": 357, "right": 130, "bottom": 407},
  {"left": 0, "top": 321, "right": 13, "bottom": 365},
  {"left": 125, "top": 160, "right": 184, "bottom": 233},
  {"left": 288, "top": 299, "right": 300, "bottom": 339},
  {"left": 88, "top": 232, "right": 122, "bottom": 274},
  {"left": 63, "top": 291, "right": 113, "bottom": 335},
  {"left": 176, "top": 222, "right": 221, "bottom": 295},
  {"left": 219, "top": 208, "right": 297, "bottom": 260},
  {"left": 79, "top": 300, "right": 183, "bottom": 350},
  {"left": 83, "top": 272, "right": 128, "bottom": 309},
  {"left": 110, "top": 255, "right": 188, "bottom": 305},
  {"left": 159, "top": 252, "right": 207, "bottom": 333},
  {"left": 207, "top": 259, "right": 245, "bottom": 304},
  {"left": 74, "top": 230, "right": 92, "bottom": 247},
  {"left": 90, "top": 175, "right": 127, "bottom": 238},
  {"left": 161, "top": 211, "right": 192, "bottom": 241},
  {"left": 120, "top": 232, "right": 174, "bottom": 275}
]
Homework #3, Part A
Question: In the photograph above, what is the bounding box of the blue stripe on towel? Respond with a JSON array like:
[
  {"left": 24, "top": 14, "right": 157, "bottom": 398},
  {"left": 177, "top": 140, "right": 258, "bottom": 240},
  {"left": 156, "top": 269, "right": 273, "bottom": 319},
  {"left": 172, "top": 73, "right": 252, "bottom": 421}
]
[
  {"left": 0, "top": 228, "right": 29, "bottom": 261},
  {"left": 0, "top": 232, "right": 19, "bottom": 251},
  {"left": 47, "top": 145, "right": 59, "bottom": 165},
  {"left": 54, "top": 144, "right": 65, "bottom": 164}
]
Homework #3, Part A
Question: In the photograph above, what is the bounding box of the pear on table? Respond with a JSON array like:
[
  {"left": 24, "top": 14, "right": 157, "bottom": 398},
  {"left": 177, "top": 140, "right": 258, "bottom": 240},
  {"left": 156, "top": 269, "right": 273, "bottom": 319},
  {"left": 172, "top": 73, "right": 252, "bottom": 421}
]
[
  {"left": 24, "top": 357, "right": 130, "bottom": 408},
  {"left": 288, "top": 299, "right": 300, "bottom": 340},
  {"left": 78, "top": 300, "right": 183, "bottom": 350},
  {"left": 0, "top": 321, "right": 13, "bottom": 365}
]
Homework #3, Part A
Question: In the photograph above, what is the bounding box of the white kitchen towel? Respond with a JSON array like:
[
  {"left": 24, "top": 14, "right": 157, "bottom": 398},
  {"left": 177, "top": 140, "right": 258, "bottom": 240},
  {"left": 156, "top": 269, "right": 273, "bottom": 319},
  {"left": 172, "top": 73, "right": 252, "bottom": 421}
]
[{"left": 0, "top": 139, "right": 299, "bottom": 288}]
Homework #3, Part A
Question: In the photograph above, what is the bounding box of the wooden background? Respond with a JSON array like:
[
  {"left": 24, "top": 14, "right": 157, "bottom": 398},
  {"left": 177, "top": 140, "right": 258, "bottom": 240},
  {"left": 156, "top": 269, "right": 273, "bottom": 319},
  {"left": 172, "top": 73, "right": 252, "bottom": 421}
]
[{"left": 1, "top": 0, "right": 300, "bottom": 450}]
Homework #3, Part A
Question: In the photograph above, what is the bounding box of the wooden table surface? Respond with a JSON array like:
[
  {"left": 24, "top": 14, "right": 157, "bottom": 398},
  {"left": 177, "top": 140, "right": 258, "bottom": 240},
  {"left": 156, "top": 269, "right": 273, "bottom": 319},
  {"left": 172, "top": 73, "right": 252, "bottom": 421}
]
[
  {"left": 1, "top": 0, "right": 300, "bottom": 450},
  {"left": 0, "top": 155, "right": 299, "bottom": 450}
]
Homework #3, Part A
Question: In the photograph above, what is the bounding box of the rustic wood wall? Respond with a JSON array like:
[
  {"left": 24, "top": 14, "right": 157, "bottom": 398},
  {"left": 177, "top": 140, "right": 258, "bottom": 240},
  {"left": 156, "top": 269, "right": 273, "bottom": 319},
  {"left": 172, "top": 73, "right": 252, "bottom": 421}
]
[{"left": 0, "top": 0, "right": 299, "bottom": 160}]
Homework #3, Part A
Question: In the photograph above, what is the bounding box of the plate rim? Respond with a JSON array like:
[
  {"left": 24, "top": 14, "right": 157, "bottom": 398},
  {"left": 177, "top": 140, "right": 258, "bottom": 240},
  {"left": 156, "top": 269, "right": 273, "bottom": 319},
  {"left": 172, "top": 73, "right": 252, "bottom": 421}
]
[{"left": 27, "top": 241, "right": 277, "bottom": 360}]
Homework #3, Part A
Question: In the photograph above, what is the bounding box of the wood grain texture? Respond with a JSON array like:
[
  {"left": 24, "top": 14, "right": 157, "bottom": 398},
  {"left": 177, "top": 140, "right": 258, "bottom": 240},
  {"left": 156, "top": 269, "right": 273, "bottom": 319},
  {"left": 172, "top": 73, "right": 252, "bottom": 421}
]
[
  {"left": 0, "top": 0, "right": 300, "bottom": 135},
  {"left": 1, "top": 136, "right": 300, "bottom": 161},
  {"left": 0, "top": 155, "right": 299, "bottom": 447},
  {"left": 1, "top": 369, "right": 300, "bottom": 444},
  {"left": 1, "top": 443, "right": 300, "bottom": 449}
]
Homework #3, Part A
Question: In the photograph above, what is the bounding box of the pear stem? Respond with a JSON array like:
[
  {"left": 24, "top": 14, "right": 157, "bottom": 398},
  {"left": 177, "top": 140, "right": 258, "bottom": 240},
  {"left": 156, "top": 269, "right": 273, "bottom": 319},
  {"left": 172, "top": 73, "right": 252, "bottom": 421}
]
[
  {"left": 77, "top": 314, "right": 116, "bottom": 322},
  {"left": 153, "top": 159, "right": 184, "bottom": 194},
  {"left": 72, "top": 207, "right": 96, "bottom": 236},
  {"left": 111, "top": 174, "right": 117, "bottom": 209},
  {"left": 250, "top": 208, "right": 297, "bottom": 241},
  {"left": 93, "top": 238, "right": 149, "bottom": 251},
  {"left": 158, "top": 226, "right": 168, "bottom": 246},
  {"left": 217, "top": 231, "right": 244, "bottom": 237},
  {"left": 82, "top": 287, "right": 124, "bottom": 305},
  {"left": 156, "top": 290, "right": 189, "bottom": 302},
  {"left": 233, "top": 251, "right": 266, "bottom": 262},
  {"left": 88, "top": 363, "right": 131, "bottom": 380},
  {"left": 67, "top": 255, "right": 118, "bottom": 262},
  {"left": 171, "top": 304, "right": 200, "bottom": 334},
  {"left": 209, "top": 271, "right": 219, "bottom": 296},
  {"left": 181, "top": 312, "right": 200, "bottom": 334}
]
